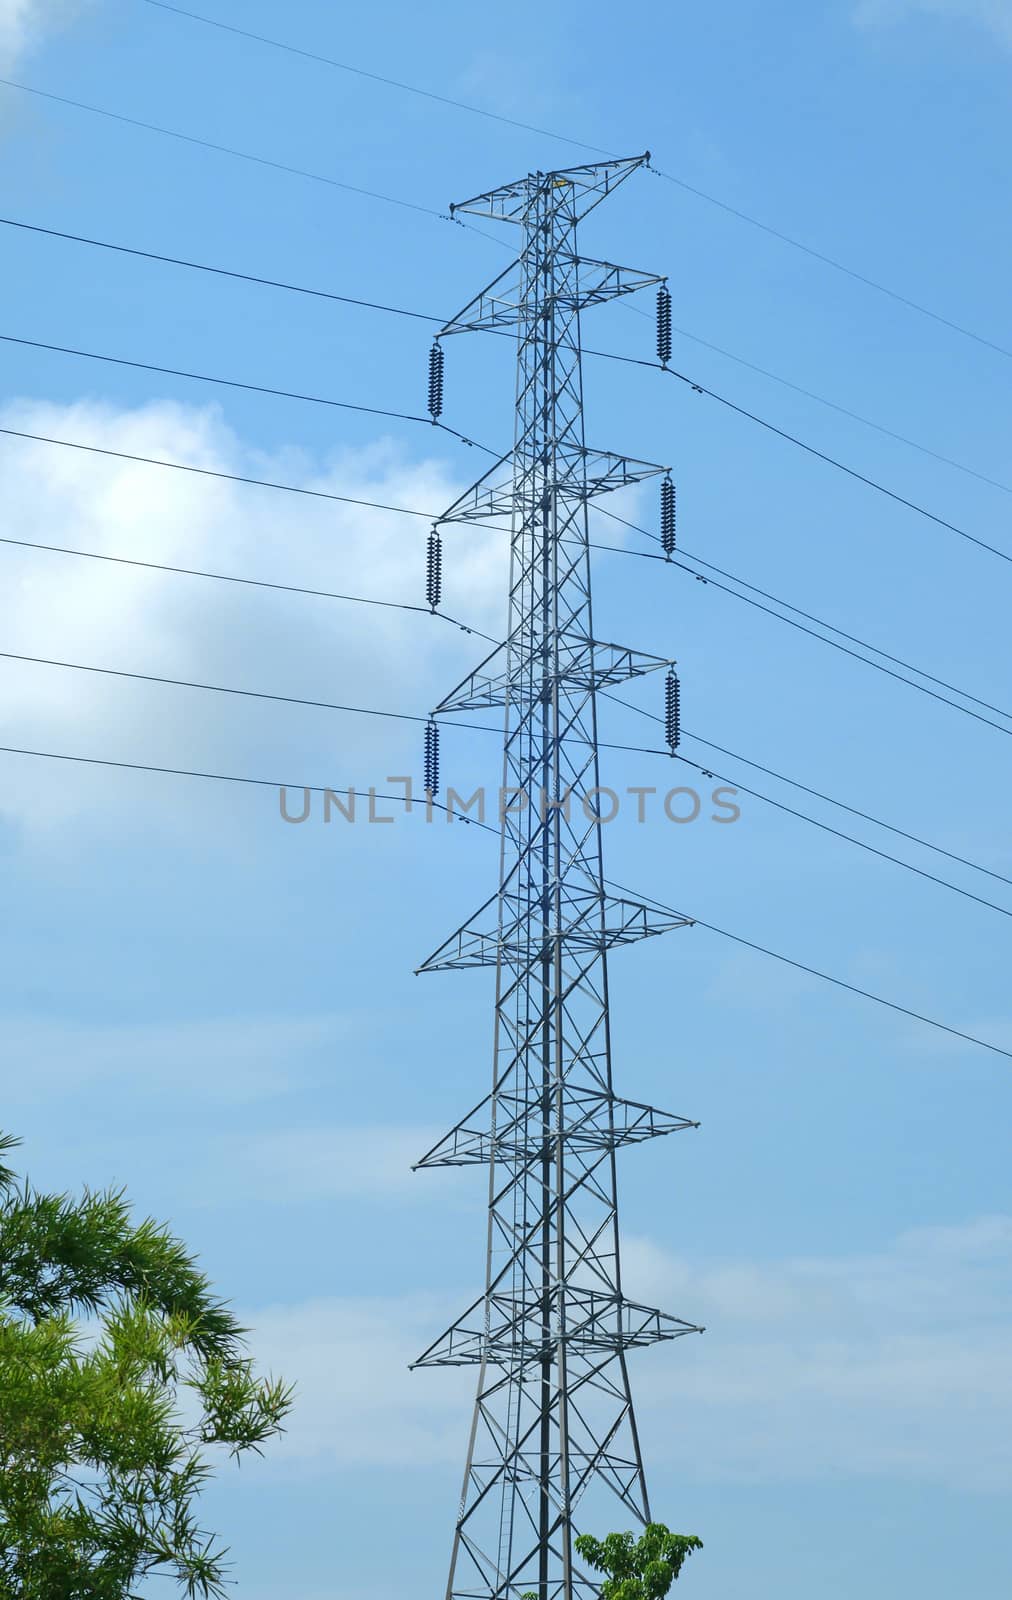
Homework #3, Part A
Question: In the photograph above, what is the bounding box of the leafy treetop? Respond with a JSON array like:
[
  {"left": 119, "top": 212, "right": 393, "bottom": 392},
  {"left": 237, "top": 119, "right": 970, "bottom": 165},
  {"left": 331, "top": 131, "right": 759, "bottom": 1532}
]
[
  {"left": 521, "top": 1521, "right": 703, "bottom": 1600},
  {"left": 0, "top": 1131, "right": 292, "bottom": 1599}
]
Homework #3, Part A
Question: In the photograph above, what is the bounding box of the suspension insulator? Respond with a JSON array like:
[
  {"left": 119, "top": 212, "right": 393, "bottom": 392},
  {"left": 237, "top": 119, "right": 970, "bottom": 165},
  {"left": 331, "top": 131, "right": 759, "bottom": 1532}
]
[
  {"left": 665, "top": 670, "right": 681, "bottom": 754},
  {"left": 424, "top": 720, "right": 441, "bottom": 797},
  {"left": 426, "top": 527, "right": 443, "bottom": 611},
  {"left": 427, "top": 342, "right": 444, "bottom": 421},
  {"left": 656, "top": 284, "right": 672, "bottom": 366},
  {"left": 661, "top": 476, "right": 676, "bottom": 556}
]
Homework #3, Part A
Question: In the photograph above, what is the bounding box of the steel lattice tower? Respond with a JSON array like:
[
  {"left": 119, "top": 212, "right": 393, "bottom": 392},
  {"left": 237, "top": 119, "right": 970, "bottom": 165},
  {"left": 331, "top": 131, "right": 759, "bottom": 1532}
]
[{"left": 414, "top": 154, "right": 702, "bottom": 1600}]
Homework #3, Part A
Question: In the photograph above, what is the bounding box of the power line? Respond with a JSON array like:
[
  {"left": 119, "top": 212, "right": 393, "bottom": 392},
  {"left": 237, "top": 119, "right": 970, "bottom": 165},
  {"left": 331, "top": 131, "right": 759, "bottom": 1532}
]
[
  {"left": 5, "top": 214, "right": 1007, "bottom": 504},
  {"left": 5, "top": 515, "right": 1008, "bottom": 897},
  {"left": 6, "top": 313, "right": 1009, "bottom": 626},
  {"left": 658, "top": 359, "right": 1012, "bottom": 565},
  {"left": 0, "top": 423, "right": 654, "bottom": 560},
  {"left": 670, "top": 542, "right": 1012, "bottom": 722},
  {"left": 0, "top": 331, "right": 487, "bottom": 450},
  {"left": 0, "top": 76, "right": 501, "bottom": 248},
  {"left": 0, "top": 215, "right": 443, "bottom": 321},
  {"left": 5, "top": 517, "right": 1006, "bottom": 902},
  {"left": 0, "top": 649, "right": 440, "bottom": 727},
  {"left": 0, "top": 648, "right": 703, "bottom": 760},
  {"left": 6, "top": 69, "right": 1004, "bottom": 516},
  {"left": 601, "top": 690, "right": 1012, "bottom": 894},
  {"left": 138, "top": 0, "right": 1011, "bottom": 364},
  {"left": 0, "top": 423, "right": 444, "bottom": 516},
  {"left": 9, "top": 301, "right": 1009, "bottom": 580},
  {"left": 8, "top": 516, "right": 1006, "bottom": 894},
  {"left": 0, "top": 77, "right": 441, "bottom": 215},
  {"left": 681, "top": 730, "right": 1012, "bottom": 891},
  {"left": 587, "top": 349, "right": 1012, "bottom": 567},
  {"left": 647, "top": 169, "right": 1012, "bottom": 365},
  {"left": 4, "top": 423, "right": 1007, "bottom": 745},
  {"left": 0, "top": 421, "right": 629, "bottom": 555},
  {"left": 0, "top": 533, "right": 494, "bottom": 639},
  {"left": 664, "top": 550, "right": 1012, "bottom": 736},
  {"left": 603, "top": 880, "right": 1012, "bottom": 1063},
  {"left": 595, "top": 506, "right": 1012, "bottom": 738},
  {"left": 662, "top": 319, "right": 1012, "bottom": 497},
  {"left": 604, "top": 718, "right": 1012, "bottom": 922},
  {"left": 0, "top": 647, "right": 679, "bottom": 760},
  {"left": 9, "top": 309, "right": 1006, "bottom": 506},
  {"left": 8, "top": 643, "right": 1008, "bottom": 923},
  {"left": 691, "top": 914, "right": 1012, "bottom": 1059},
  {"left": 3, "top": 735, "right": 1005, "bottom": 1060},
  {"left": 5, "top": 576, "right": 1002, "bottom": 899},
  {"left": 140, "top": 0, "right": 611, "bottom": 157},
  {"left": 10, "top": 529, "right": 1009, "bottom": 896},
  {"left": 6, "top": 212, "right": 1008, "bottom": 524},
  {"left": 0, "top": 742, "right": 494, "bottom": 829}
]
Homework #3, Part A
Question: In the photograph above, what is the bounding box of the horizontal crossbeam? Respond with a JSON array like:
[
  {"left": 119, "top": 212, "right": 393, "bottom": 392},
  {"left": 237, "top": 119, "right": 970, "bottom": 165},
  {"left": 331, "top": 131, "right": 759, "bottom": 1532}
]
[
  {"left": 414, "top": 1092, "right": 699, "bottom": 1169},
  {"left": 413, "top": 1288, "right": 703, "bottom": 1369}
]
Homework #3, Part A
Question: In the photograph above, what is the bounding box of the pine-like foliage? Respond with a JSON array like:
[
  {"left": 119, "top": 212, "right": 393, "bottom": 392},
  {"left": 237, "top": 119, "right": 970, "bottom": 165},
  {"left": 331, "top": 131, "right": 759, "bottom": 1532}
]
[{"left": 0, "top": 1132, "right": 292, "bottom": 1599}]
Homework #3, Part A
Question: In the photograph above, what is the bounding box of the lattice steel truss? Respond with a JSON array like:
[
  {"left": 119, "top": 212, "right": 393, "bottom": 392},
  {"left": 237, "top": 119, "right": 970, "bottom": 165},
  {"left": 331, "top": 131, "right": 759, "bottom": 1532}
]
[{"left": 414, "top": 154, "right": 702, "bottom": 1600}]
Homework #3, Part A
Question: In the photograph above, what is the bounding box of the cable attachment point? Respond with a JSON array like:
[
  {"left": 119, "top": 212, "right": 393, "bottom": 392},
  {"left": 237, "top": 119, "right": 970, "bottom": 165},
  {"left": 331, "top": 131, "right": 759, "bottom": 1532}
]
[
  {"left": 427, "top": 341, "right": 445, "bottom": 421},
  {"left": 664, "top": 670, "right": 681, "bottom": 755},
  {"left": 424, "top": 719, "right": 440, "bottom": 797},
  {"left": 426, "top": 526, "right": 443, "bottom": 611},
  {"left": 661, "top": 476, "right": 676, "bottom": 557},
  {"left": 656, "top": 284, "right": 672, "bottom": 367}
]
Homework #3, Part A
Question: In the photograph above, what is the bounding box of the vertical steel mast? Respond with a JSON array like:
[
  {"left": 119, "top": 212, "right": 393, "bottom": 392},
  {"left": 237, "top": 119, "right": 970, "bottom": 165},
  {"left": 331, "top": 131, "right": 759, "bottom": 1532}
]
[{"left": 414, "top": 155, "right": 702, "bottom": 1600}]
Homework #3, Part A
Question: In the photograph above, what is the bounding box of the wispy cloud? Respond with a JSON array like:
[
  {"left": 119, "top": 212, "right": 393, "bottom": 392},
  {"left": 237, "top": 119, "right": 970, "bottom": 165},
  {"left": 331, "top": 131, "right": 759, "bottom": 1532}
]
[
  {"left": 622, "top": 1219, "right": 1012, "bottom": 1491},
  {"left": 251, "top": 1216, "right": 1012, "bottom": 1490},
  {"left": 0, "top": 0, "right": 83, "bottom": 73},
  {"left": 212, "top": 1124, "right": 446, "bottom": 1201},
  {"left": 240, "top": 1293, "right": 470, "bottom": 1468},
  {"left": 0, "top": 397, "right": 507, "bottom": 837},
  {"left": 854, "top": 0, "right": 1012, "bottom": 48},
  {"left": 0, "top": 1012, "right": 348, "bottom": 1104}
]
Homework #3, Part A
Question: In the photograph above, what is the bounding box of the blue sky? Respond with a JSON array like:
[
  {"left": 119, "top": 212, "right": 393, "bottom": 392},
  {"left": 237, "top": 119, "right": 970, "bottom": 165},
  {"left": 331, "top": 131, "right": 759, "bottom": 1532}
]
[{"left": 1, "top": 1, "right": 1011, "bottom": 1595}]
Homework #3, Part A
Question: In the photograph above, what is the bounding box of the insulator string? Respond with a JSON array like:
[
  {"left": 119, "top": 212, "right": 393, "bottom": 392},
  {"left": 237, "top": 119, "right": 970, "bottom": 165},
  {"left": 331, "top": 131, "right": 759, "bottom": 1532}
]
[
  {"left": 426, "top": 527, "right": 443, "bottom": 611},
  {"left": 665, "top": 669, "right": 681, "bottom": 753},
  {"left": 427, "top": 341, "right": 445, "bottom": 421},
  {"left": 424, "top": 718, "right": 440, "bottom": 796},
  {"left": 661, "top": 475, "right": 676, "bottom": 556},
  {"left": 656, "top": 284, "right": 672, "bottom": 366}
]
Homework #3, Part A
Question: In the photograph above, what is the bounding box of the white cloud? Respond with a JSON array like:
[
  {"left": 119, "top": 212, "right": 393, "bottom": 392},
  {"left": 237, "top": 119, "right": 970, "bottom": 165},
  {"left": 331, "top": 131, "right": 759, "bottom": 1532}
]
[
  {"left": 0, "top": 1012, "right": 348, "bottom": 1103},
  {"left": 241, "top": 1294, "right": 471, "bottom": 1469},
  {"left": 0, "top": 397, "right": 508, "bottom": 837},
  {"left": 0, "top": 394, "right": 640, "bottom": 846},
  {"left": 0, "top": 0, "right": 82, "bottom": 72},
  {"left": 854, "top": 0, "right": 1012, "bottom": 47},
  {"left": 622, "top": 1219, "right": 1012, "bottom": 1490},
  {"left": 212, "top": 1124, "right": 446, "bottom": 1200},
  {"left": 249, "top": 1216, "right": 1012, "bottom": 1490}
]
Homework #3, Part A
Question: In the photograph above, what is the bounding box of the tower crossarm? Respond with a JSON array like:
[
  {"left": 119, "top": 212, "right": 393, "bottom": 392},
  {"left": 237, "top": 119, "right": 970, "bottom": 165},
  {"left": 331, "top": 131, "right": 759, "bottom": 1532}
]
[
  {"left": 415, "top": 892, "right": 693, "bottom": 974},
  {"left": 448, "top": 153, "right": 651, "bottom": 225},
  {"left": 435, "top": 447, "right": 669, "bottom": 527},
  {"left": 576, "top": 447, "right": 669, "bottom": 496},
  {"left": 559, "top": 257, "right": 666, "bottom": 311},
  {"left": 412, "top": 1289, "right": 703, "bottom": 1369},
  {"left": 414, "top": 1092, "right": 699, "bottom": 1170},
  {"left": 439, "top": 257, "right": 663, "bottom": 338},
  {"left": 432, "top": 636, "right": 672, "bottom": 715},
  {"left": 439, "top": 258, "right": 524, "bottom": 337}
]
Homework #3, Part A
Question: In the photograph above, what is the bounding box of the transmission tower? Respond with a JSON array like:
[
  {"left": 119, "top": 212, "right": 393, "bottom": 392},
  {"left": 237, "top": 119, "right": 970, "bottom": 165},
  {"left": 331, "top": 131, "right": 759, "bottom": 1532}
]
[{"left": 414, "top": 153, "right": 702, "bottom": 1600}]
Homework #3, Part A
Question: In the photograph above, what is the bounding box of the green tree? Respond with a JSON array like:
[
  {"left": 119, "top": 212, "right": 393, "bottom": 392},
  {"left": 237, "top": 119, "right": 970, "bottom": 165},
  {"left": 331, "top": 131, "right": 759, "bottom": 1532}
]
[
  {"left": 567, "top": 1522, "right": 703, "bottom": 1600},
  {"left": 0, "top": 1132, "right": 292, "bottom": 1599}
]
